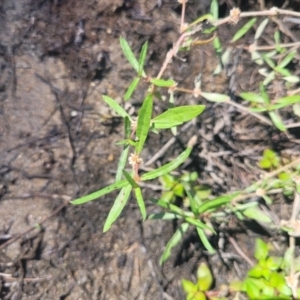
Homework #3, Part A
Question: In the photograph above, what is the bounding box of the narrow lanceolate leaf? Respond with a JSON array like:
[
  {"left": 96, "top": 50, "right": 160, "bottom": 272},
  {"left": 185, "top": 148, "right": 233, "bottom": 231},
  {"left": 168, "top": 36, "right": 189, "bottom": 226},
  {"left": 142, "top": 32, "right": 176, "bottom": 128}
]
[
  {"left": 123, "top": 169, "right": 139, "bottom": 188},
  {"left": 277, "top": 50, "right": 296, "bottom": 69},
  {"left": 71, "top": 180, "right": 128, "bottom": 205},
  {"left": 210, "top": 0, "right": 218, "bottom": 19},
  {"left": 103, "top": 95, "right": 131, "bottom": 119},
  {"left": 231, "top": 18, "right": 257, "bottom": 43},
  {"left": 103, "top": 185, "right": 132, "bottom": 232},
  {"left": 243, "top": 207, "right": 272, "bottom": 223},
  {"left": 263, "top": 71, "right": 276, "bottom": 86},
  {"left": 197, "top": 228, "right": 216, "bottom": 254},
  {"left": 197, "top": 193, "right": 240, "bottom": 214},
  {"left": 138, "top": 41, "right": 148, "bottom": 76},
  {"left": 151, "top": 105, "right": 205, "bottom": 129},
  {"left": 269, "top": 111, "right": 286, "bottom": 131},
  {"left": 148, "top": 212, "right": 182, "bottom": 220},
  {"left": 149, "top": 78, "right": 175, "bottom": 87},
  {"left": 255, "top": 18, "right": 269, "bottom": 40},
  {"left": 270, "top": 95, "right": 300, "bottom": 110},
  {"left": 141, "top": 146, "right": 193, "bottom": 181},
  {"left": 136, "top": 94, "right": 153, "bottom": 154},
  {"left": 120, "top": 37, "right": 139, "bottom": 73},
  {"left": 252, "top": 50, "right": 263, "bottom": 65},
  {"left": 124, "top": 77, "right": 140, "bottom": 101},
  {"left": 284, "top": 75, "right": 300, "bottom": 83},
  {"left": 240, "top": 92, "right": 265, "bottom": 104},
  {"left": 115, "top": 146, "right": 130, "bottom": 182},
  {"left": 160, "top": 223, "right": 189, "bottom": 265},
  {"left": 262, "top": 54, "right": 276, "bottom": 69},
  {"left": 185, "top": 217, "right": 215, "bottom": 233},
  {"left": 134, "top": 187, "right": 146, "bottom": 221},
  {"left": 201, "top": 92, "right": 229, "bottom": 102},
  {"left": 124, "top": 116, "right": 131, "bottom": 139},
  {"left": 274, "top": 67, "right": 291, "bottom": 77},
  {"left": 150, "top": 198, "right": 189, "bottom": 217}
]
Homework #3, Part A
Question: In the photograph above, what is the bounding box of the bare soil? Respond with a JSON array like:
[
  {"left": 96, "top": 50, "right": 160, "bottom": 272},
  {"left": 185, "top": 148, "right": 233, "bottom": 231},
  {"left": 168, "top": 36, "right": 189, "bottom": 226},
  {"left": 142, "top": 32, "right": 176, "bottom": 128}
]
[{"left": 1, "top": 0, "right": 300, "bottom": 299}]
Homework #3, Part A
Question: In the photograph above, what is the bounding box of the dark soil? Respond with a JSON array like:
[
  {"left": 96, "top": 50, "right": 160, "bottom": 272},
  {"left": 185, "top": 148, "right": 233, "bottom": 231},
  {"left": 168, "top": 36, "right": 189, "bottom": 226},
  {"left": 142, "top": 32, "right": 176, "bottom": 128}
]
[{"left": 1, "top": 0, "right": 300, "bottom": 299}]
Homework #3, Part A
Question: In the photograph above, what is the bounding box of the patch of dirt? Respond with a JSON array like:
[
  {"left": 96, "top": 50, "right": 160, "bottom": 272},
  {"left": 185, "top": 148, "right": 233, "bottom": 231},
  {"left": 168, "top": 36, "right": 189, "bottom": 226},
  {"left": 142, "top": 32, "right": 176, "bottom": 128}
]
[{"left": 1, "top": 0, "right": 300, "bottom": 299}]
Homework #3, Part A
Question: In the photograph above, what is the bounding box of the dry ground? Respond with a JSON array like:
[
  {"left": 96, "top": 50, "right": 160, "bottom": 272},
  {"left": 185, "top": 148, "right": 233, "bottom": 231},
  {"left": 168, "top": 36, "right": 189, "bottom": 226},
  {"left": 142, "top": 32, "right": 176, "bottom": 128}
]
[{"left": 1, "top": 0, "right": 300, "bottom": 299}]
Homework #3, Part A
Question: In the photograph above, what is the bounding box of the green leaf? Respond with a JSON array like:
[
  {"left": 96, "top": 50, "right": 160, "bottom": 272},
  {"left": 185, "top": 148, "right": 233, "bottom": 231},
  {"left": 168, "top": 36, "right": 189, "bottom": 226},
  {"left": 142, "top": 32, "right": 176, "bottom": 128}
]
[
  {"left": 150, "top": 198, "right": 191, "bottom": 217},
  {"left": 231, "top": 18, "right": 257, "bottom": 43},
  {"left": 255, "top": 18, "right": 269, "bottom": 40},
  {"left": 187, "top": 291, "right": 207, "bottom": 300},
  {"left": 284, "top": 75, "right": 300, "bottom": 83},
  {"left": 277, "top": 50, "right": 296, "bottom": 69},
  {"left": 274, "top": 67, "right": 291, "bottom": 77},
  {"left": 262, "top": 285, "right": 275, "bottom": 297},
  {"left": 243, "top": 206, "right": 272, "bottom": 223},
  {"left": 134, "top": 187, "right": 146, "bottom": 221},
  {"left": 197, "top": 263, "right": 213, "bottom": 291},
  {"left": 259, "top": 157, "right": 272, "bottom": 169},
  {"left": 262, "top": 149, "right": 280, "bottom": 168},
  {"left": 138, "top": 41, "right": 148, "bottom": 76},
  {"left": 151, "top": 105, "right": 205, "bottom": 129},
  {"left": 124, "top": 77, "right": 140, "bottom": 101},
  {"left": 260, "top": 82, "right": 270, "bottom": 105},
  {"left": 271, "top": 95, "right": 300, "bottom": 110},
  {"left": 294, "top": 103, "right": 300, "bottom": 117},
  {"left": 213, "top": 36, "right": 222, "bottom": 56},
  {"left": 263, "top": 71, "right": 276, "bottom": 85},
  {"left": 124, "top": 116, "right": 131, "bottom": 139},
  {"left": 252, "top": 50, "right": 263, "bottom": 65},
  {"left": 248, "top": 265, "right": 263, "bottom": 278},
  {"left": 185, "top": 217, "right": 215, "bottom": 233},
  {"left": 115, "top": 146, "right": 130, "bottom": 181},
  {"left": 240, "top": 92, "right": 265, "bottom": 104},
  {"left": 141, "top": 145, "right": 193, "bottom": 181},
  {"left": 269, "top": 272, "right": 286, "bottom": 288},
  {"left": 254, "top": 238, "right": 269, "bottom": 261},
  {"left": 266, "top": 256, "right": 282, "bottom": 270},
  {"left": 220, "top": 48, "right": 231, "bottom": 67},
  {"left": 182, "top": 279, "right": 198, "bottom": 294},
  {"left": 269, "top": 111, "right": 286, "bottom": 131},
  {"left": 244, "top": 277, "right": 262, "bottom": 299},
  {"left": 102, "top": 95, "right": 131, "bottom": 119},
  {"left": 187, "top": 14, "right": 215, "bottom": 30},
  {"left": 262, "top": 53, "right": 276, "bottom": 69},
  {"left": 250, "top": 107, "right": 268, "bottom": 113},
  {"left": 123, "top": 169, "right": 139, "bottom": 188},
  {"left": 136, "top": 93, "right": 153, "bottom": 154},
  {"left": 201, "top": 92, "right": 229, "bottom": 102},
  {"left": 196, "top": 227, "right": 216, "bottom": 254},
  {"left": 282, "top": 246, "right": 294, "bottom": 272},
  {"left": 103, "top": 185, "right": 132, "bottom": 232},
  {"left": 71, "top": 180, "right": 128, "bottom": 205},
  {"left": 197, "top": 193, "right": 239, "bottom": 215},
  {"left": 148, "top": 212, "right": 182, "bottom": 220},
  {"left": 274, "top": 30, "right": 284, "bottom": 53},
  {"left": 149, "top": 78, "right": 175, "bottom": 87},
  {"left": 160, "top": 222, "right": 189, "bottom": 265},
  {"left": 210, "top": 0, "right": 218, "bottom": 19},
  {"left": 120, "top": 36, "right": 139, "bottom": 73}
]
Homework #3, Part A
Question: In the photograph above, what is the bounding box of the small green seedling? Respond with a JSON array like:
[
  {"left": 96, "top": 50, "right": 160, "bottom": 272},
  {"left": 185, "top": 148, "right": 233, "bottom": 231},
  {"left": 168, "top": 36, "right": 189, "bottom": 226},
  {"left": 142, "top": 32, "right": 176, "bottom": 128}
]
[
  {"left": 230, "top": 238, "right": 293, "bottom": 299},
  {"left": 182, "top": 263, "right": 214, "bottom": 300}
]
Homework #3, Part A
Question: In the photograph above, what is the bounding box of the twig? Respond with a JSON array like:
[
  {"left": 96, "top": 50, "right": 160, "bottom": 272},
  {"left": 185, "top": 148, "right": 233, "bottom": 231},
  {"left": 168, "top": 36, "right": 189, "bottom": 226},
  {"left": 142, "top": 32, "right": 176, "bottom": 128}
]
[
  {"left": 226, "top": 99, "right": 272, "bottom": 126},
  {"left": 214, "top": 7, "right": 300, "bottom": 27},
  {"left": 227, "top": 236, "right": 254, "bottom": 267}
]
